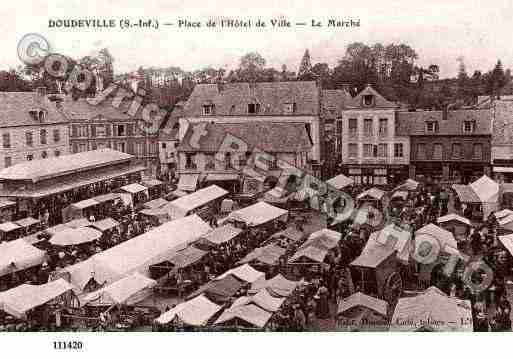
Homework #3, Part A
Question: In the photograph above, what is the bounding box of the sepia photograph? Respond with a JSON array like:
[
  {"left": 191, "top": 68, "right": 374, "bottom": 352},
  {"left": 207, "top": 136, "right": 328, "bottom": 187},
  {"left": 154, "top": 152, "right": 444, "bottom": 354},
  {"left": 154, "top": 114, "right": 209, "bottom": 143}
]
[{"left": 1, "top": 1, "right": 513, "bottom": 354}]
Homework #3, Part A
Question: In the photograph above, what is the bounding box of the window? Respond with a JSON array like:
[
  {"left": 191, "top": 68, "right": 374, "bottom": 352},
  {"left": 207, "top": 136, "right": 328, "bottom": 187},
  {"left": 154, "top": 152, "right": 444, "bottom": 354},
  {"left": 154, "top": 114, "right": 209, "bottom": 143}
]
[
  {"left": 224, "top": 152, "right": 233, "bottom": 170},
  {"left": 40, "top": 129, "right": 47, "bottom": 145},
  {"left": 348, "top": 143, "right": 358, "bottom": 158},
  {"left": 283, "top": 103, "right": 296, "bottom": 114},
  {"left": 95, "top": 125, "right": 107, "bottom": 137},
  {"left": 378, "top": 143, "right": 388, "bottom": 157},
  {"left": 53, "top": 129, "right": 60, "bottom": 143},
  {"left": 205, "top": 153, "right": 215, "bottom": 170},
  {"left": 268, "top": 153, "right": 278, "bottom": 169},
  {"left": 364, "top": 119, "right": 373, "bottom": 136},
  {"left": 348, "top": 168, "right": 362, "bottom": 185},
  {"left": 2, "top": 133, "right": 10, "bottom": 148},
  {"left": 452, "top": 143, "right": 462, "bottom": 159},
  {"left": 433, "top": 143, "right": 443, "bottom": 160},
  {"left": 135, "top": 142, "right": 144, "bottom": 155},
  {"left": 363, "top": 94, "right": 374, "bottom": 107},
  {"left": 394, "top": 143, "right": 404, "bottom": 158},
  {"left": 161, "top": 143, "right": 167, "bottom": 149},
  {"left": 185, "top": 153, "right": 197, "bottom": 169},
  {"left": 426, "top": 121, "right": 439, "bottom": 133},
  {"left": 349, "top": 119, "right": 358, "bottom": 136},
  {"left": 38, "top": 110, "right": 45, "bottom": 122},
  {"left": 379, "top": 119, "right": 388, "bottom": 136},
  {"left": 26, "top": 132, "right": 33, "bottom": 146},
  {"left": 248, "top": 103, "right": 260, "bottom": 114},
  {"left": 417, "top": 143, "right": 426, "bottom": 160},
  {"left": 54, "top": 150, "right": 60, "bottom": 157},
  {"left": 363, "top": 144, "right": 373, "bottom": 157},
  {"left": 202, "top": 104, "right": 215, "bottom": 115},
  {"left": 473, "top": 143, "right": 483, "bottom": 159},
  {"left": 373, "top": 168, "right": 387, "bottom": 185},
  {"left": 336, "top": 120, "right": 343, "bottom": 134},
  {"left": 26, "top": 154, "right": 33, "bottom": 161},
  {"left": 77, "top": 125, "right": 88, "bottom": 137},
  {"left": 116, "top": 142, "right": 126, "bottom": 153},
  {"left": 4, "top": 157, "right": 12, "bottom": 167},
  {"left": 79, "top": 143, "right": 87, "bottom": 152},
  {"left": 41, "top": 151, "right": 47, "bottom": 159},
  {"left": 116, "top": 124, "right": 126, "bottom": 137},
  {"left": 464, "top": 121, "right": 476, "bottom": 133}
]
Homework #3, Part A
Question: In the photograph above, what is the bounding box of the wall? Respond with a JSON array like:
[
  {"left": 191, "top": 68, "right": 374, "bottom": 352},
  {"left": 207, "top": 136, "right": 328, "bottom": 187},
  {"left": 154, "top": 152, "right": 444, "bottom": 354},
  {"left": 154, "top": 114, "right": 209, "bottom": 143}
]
[
  {"left": 410, "top": 135, "right": 491, "bottom": 163},
  {"left": 340, "top": 109, "right": 410, "bottom": 166},
  {"left": 0, "top": 124, "right": 70, "bottom": 169}
]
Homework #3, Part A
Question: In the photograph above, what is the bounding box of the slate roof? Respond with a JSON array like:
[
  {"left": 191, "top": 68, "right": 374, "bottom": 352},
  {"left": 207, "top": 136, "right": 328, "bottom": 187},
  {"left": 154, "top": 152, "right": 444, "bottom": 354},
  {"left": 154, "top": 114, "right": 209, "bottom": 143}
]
[
  {"left": 321, "top": 89, "right": 352, "bottom": 120},
  {"left": 178, "top": 122, "right": 313, "bottom": 152},
  {"left": 0, "top": 92, "right": 67, "bottom": 127},
  {"left": 182, "top": 81, "right": 320, "bottom": 116},
  {"left": 396, "top": 109, "right": 491, "bottom": 136},
  {"left": 344, "top": 85, "right": 398, "bottom": 109},
  {"left": 59, "top": 96, "right": 133, "bottom": 121},
  {"left": 159, "top": 102, "right": 183, "bottom": 141},
  {"left": 0, "top": 148, "right": 133, "bottom": 182}
]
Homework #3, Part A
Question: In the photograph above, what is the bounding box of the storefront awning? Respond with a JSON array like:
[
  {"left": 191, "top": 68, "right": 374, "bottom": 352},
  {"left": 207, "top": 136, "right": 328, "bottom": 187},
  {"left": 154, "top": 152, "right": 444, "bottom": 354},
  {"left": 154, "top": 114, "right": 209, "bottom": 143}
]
[
  {"left": 120, "top": 183, "right": 148, "bottom": 194},
  {"left": 493, "top": 166, "right": 513, "bottom": 173},
  {"left": 177, "top": 173, "right": 200, "bottom": 192},
  {"left": 205, "top": 173, "right": 239, "bottom": 182}
]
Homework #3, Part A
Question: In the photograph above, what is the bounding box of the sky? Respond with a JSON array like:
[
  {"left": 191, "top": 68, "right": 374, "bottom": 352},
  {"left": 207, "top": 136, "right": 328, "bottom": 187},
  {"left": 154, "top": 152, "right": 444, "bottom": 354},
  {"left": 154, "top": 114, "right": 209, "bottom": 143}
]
[{"left": 1, "top": 0, "right": 513, "bottom": 78}]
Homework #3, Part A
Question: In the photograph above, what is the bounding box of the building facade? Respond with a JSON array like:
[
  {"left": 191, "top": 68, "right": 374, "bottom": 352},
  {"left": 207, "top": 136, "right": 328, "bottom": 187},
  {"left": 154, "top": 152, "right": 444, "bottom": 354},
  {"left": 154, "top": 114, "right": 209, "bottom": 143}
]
[
  {"left": 177, "top": 81, "right": 324, "bottom": 177},
  {"left": 397, "top": 109, "right": 491, "bottom": 184},
  {"left": 177, "top": 121, "right": 312, "bottom": 193},
  {"left": 338, "top": 85, "right": 409, "bottom": 186},
  {"left": 491, "top": 98, "right": 513, "bottom": 181},
  {"left": 60, "top": 96, "right": 159, "bottom": 177},
  {"left": 158, "top": 103, "right": 181, "bottom": 179},
  {"left": 0, "top": 89, "right": 70, "bottom": 170}
]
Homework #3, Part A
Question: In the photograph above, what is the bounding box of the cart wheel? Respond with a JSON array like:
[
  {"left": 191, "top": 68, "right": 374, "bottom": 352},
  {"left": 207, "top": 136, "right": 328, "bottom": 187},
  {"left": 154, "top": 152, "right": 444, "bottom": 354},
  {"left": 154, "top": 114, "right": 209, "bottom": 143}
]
[{"left": 383, "top": 271, "right": 403, "bottom": 303}]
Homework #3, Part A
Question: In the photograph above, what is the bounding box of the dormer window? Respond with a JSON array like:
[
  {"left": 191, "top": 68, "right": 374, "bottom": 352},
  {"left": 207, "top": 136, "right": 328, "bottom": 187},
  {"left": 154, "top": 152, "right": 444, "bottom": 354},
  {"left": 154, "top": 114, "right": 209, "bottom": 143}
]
[
  {"left": 463, "top": 120, "right": 476, "bottom": 133},
  {"left": 363, "top": 95, "right": 374, "bottom": 107},
  {"left": 283, "top": 103, "right": 297, "bottom": 114},
  {"left": 29, "top": 109, "right": 46, "bottom": 122},
  {"left": 202, "top": 103, "right": 215, "bottom": 115},
  {"left": 39, "top": 110, "right": 46, "bottom": 122},
  {"left": 248, "top": 103, "right": 260, "bottom": 114},
  {"left": 426, "top": 121, "right": 439, "bottom": 133}
]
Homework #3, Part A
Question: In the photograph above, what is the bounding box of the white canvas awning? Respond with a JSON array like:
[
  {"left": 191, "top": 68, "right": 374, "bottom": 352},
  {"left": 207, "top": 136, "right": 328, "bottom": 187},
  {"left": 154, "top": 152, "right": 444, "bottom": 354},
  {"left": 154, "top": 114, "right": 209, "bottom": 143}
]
[
  {"left": 14, "top": 217, "right": 40, "bottom": 228},
  {"left": 217, "top": 264, "right": 265, "bottom": 284},
  {"left": 416, "top": 223, "right": 457, "bottom": 250},
  {"left": 120, "top": 183, "right": 148, "bottom": 194},
  {"left": 215, "top": 304, "right": 272, "bottom": 328},
  {"left": 469, "top": 175, "right": 499, "bottom": 203},
  {"left": 82, "top": 273, "right": 156, "bottom": 306},
  {"left": 390, "top": 287, "right": 473, "bottom": 332},
  {"left": 228, "top": 202, "right": 288, "bottom": 227},
  {"left": 326, "top": 174, "right": 354, "bottom": 190},
  {"left": 66, "top": 218, "right": 91, "bottom": 229},
  {"left": 168, "top": 185, "right": 228, "bottom": 219},
  {"left": 143, "top": 198, "right": 169, "bottom": 209},
  {"left": 155, "top": 294, "right": 221, "bottom": 326},
  {"left": 0, "top": 239, "right": 47, "bottom": 277},
  {"left": 71, "top": 198, "right": 100, "bottom": 210},
  {"left": 89, "top": 217, "right": 120, "bottom": 232},
  {"left": 437, "top": 213, "right": 471, "bottom": 227},
  {"left": 357, "top": 188, "right": 385, "bottom": 201},
  {"left": 230, "top": 288, "right": 285, "bottom": 312},
  {"left": 177, "top": 173, "right": 200, "bottom": 192},
  {"left": 0, "top": 279, "right": 74, "bottom": 319},
  {"left": 0, "top": 222, "right": 21, "bottom": 233}
]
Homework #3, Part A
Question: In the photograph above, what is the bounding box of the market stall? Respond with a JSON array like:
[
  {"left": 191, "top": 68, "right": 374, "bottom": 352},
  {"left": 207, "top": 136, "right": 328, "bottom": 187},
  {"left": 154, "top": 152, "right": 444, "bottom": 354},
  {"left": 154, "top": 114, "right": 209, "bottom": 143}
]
[
  {"left": 81, "top": 273, "right": 157, "bottom": 307},
  {"left": 167, "top": 185, "right": 228, "bottom": 220},
  {"left": 66, "top": 218, "right": 92, "bottom": 229},
  {"left": 119, "top": 183, "right": 149, "bottom": 208},
  {"left": 227, "top": 202, "right": 288, "bottom": 228},
  {"left": 217, "top": 264, "right": 266, "bottom": 285},
  {"left": 238, "top": 244, "right": 286, "bottom": 267},
  {"left": 437, "top": 213, "right": 472, "bottom": 242},
  {"left": 62, "top": 198, "right": 101, "bottom": 223},
  {"left": 0, "top": 279, "right": 74, "bottom": 320},
  {"left": 452, "top": 175, "right": 499, "bottom": 220},
  {"left": 356, "top": 188, "right": 387, "bottom": 210},
  {"left": 0, "top": 221, "right": 22, "bottom": 242},
  {"left": 250, "top": 274, "right": 300, "bottom": 297},
  {"left": 0, "top": 200, "right": 16, "bottom": 222},
  {"left": 337, "top": 292, "right": 389, "bottom": 331},
  {"left": 326, "top": 174, "right": 354, "bottom": 191},
  {"left": 89, "top": 217, "right": 120, "bottom": 233},
  {"left": 188, "top": 274, "right": 244, "bottom": 303},
  {"left": 195, "top": 224, "right": 243, "bottom": 248},
  {"left": 230, "top": 288, "right": 285, "bottom": 312},
  {"left": 142, "top": 198, "right": 169, "bottom": 210},
  {"left": 390, "top": 286, "right": 473, "bottom": 331},
  {"left": 0, "top": 239, "right": 47, "bottom": 278},
  {"left": 214, "top": 303, "right": 272, "bottom": 330},
  {"left": 141, "top": 179, "right": 164, "bottom": 199},
  {"left": 155, "top": 294, "right": 221, "bottom": 328},
  {"left": 14, "top": 217, "right": 41, "bottom": 236}
]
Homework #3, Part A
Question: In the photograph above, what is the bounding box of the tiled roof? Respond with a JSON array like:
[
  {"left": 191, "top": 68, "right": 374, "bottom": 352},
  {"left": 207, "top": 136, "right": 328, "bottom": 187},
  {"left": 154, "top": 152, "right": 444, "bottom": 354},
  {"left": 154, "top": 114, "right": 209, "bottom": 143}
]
[
  {"left": 178, "top": 122, "right": 313, "bottom": 152},
  {"left": 0, "top": 148, "right": 133, "bottom": 182},
  {"left": 0, "top": 92, "right": 67, "bottom": 127},
  {"left": 60, "top": 96, "right": 133, "bottom": 121},
  {"left": 182, "top": 81, "right": 320, "bottom": 117},
  {"left": 396, "top": 109, "right": 491, "bottom": 136},
  {"left": 158, "top": 104, "right": 182, "bottom": 141},
  {"left": 345, "top": 85, "right": 398, "bottom": 109},
  {"left": 321, "top": 89, "right": 352, "bottom": 120}
]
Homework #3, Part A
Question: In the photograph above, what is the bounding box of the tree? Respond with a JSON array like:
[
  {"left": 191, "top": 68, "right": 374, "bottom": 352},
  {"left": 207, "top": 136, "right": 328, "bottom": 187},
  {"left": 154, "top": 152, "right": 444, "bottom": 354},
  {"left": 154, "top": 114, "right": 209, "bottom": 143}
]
[
  {"left": 489, "top": 59, "right": 507, "bottom": 97},
  {"left": 297, "top": 49, "right": 313, "bottom": 80}
]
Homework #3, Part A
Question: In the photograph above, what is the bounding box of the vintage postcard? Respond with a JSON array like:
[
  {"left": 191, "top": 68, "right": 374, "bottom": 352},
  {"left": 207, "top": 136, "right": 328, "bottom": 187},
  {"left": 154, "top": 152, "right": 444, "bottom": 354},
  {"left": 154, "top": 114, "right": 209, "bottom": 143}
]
[{"left": 0, "top": 1, "right": 512, "bottom": 355}]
